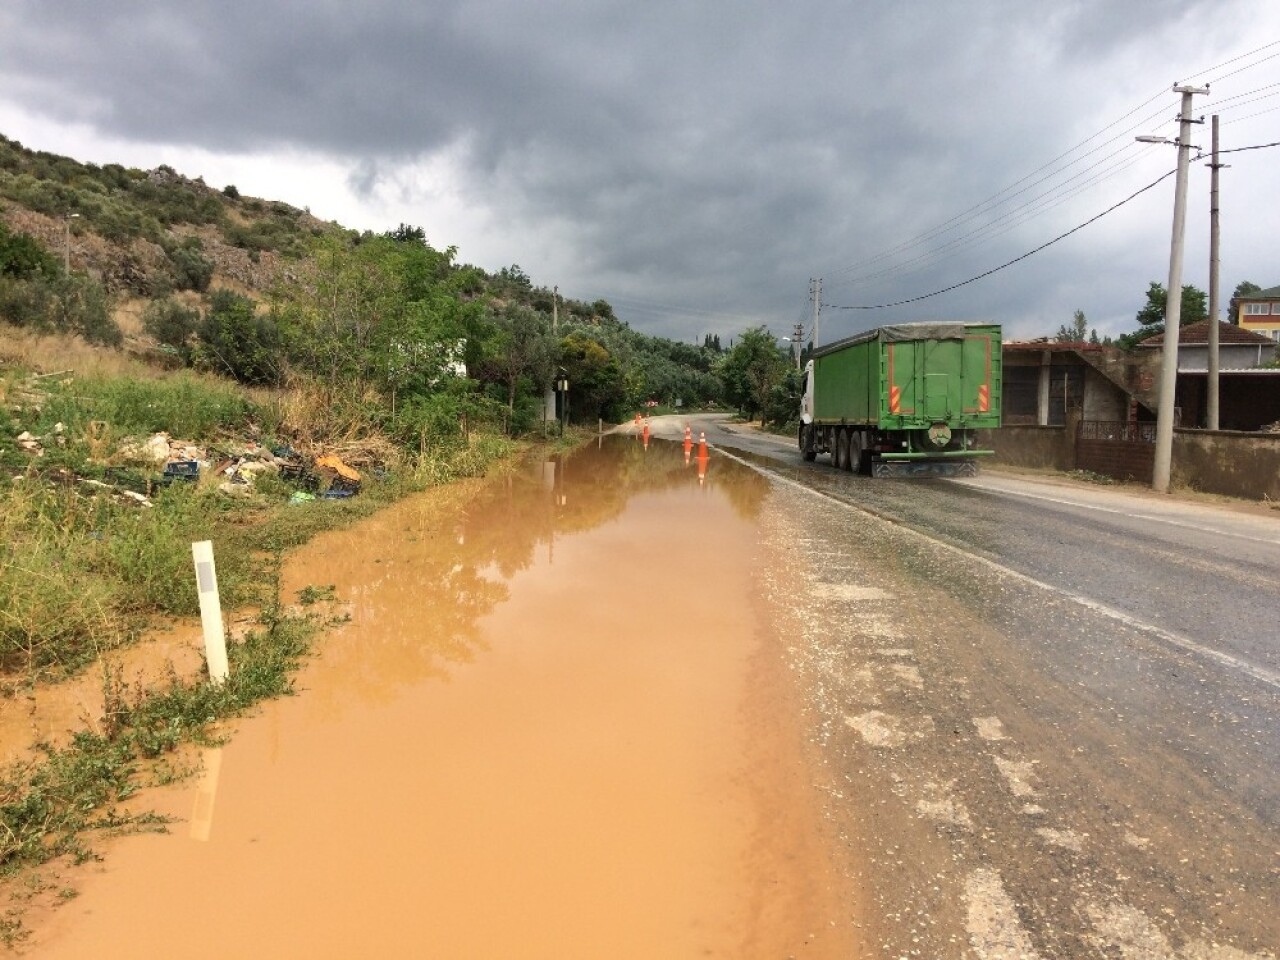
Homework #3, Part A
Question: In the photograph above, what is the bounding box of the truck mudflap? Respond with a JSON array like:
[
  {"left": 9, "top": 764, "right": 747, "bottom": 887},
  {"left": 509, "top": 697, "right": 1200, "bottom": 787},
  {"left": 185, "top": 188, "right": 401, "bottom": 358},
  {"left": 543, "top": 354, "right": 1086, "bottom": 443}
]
[{"left": 872, "top": 459, "right": 980, "bottom": 478}]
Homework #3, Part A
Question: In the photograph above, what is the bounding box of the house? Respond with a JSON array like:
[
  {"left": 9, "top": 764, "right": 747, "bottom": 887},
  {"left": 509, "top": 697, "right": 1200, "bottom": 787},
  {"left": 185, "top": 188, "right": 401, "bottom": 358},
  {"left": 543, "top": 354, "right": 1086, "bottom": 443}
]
[
  {"left": 1137, "top": 321, "right": 1280, "bottom": 430},
  {"left": 1236, "top": 284, "right": 1280, "bottom": 341},
  {"left": 1001, "top": 340, "right": 1152, "bottom": 427}
]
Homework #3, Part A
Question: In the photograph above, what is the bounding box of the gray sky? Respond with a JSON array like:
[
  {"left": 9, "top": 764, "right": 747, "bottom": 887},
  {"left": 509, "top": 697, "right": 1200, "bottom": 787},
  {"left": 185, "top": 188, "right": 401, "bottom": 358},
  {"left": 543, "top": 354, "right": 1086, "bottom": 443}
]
[{"left": 2, "top": 1, "right": 1278, "bottom": 344}]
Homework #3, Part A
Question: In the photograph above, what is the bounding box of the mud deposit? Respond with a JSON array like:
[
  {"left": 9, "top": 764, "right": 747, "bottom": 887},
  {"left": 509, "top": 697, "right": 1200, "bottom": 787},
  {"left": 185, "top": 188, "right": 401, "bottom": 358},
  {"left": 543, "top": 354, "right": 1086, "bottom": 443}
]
[{"left": 30, "top": 437, "right": 855, "bottom": 958}]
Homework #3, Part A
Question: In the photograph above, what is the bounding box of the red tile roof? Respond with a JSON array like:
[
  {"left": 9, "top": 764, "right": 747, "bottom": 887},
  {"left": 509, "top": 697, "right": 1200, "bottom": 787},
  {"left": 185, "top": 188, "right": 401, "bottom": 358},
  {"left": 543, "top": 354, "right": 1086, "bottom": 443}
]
[{"left": 1138, "top": 320, "right": 1273, "bottom": 346}]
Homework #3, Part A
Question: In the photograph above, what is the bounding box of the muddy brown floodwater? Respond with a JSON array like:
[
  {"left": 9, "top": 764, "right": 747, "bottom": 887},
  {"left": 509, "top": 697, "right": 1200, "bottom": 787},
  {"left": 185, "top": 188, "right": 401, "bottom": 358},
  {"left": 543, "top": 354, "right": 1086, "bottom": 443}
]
[{"left": 30, "top": 437, "right": 857, "bottom": 958}]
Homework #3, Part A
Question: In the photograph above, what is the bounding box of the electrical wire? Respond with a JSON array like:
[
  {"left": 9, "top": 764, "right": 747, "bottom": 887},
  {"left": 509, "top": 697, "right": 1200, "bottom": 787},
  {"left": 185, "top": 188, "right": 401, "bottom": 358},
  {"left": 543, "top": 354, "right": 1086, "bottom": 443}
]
[
  {"left": 1222, "top": 104, "right": 1280, "bottom": 125},
  {"left": 831, "top": 139, "right": 1154, "bottom": 289},
  {"left": 1187, "top": 38, "right": 1280, "bottom": 84},
  {"left": 825, "top": 97, "right": 1177, "bottom": 279},
  {"left": 826, "top": 147, "right": 1156, "bottom": 295},
  {"left": 1204, "top": 48, "right": 1280, "bottom": 85},
  {"left": 822, "top": 41, "right": 1279, "bottom": 289},
  {"left": 824, "top": 168, "right": 1178, "bottom": 311}
]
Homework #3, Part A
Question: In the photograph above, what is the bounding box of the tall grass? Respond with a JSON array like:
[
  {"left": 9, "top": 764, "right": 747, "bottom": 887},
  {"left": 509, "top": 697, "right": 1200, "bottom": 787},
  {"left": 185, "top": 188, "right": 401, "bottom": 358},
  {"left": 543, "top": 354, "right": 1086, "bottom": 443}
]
[{"left": 36, "top": 372, "right": 260, "bottom": 440}]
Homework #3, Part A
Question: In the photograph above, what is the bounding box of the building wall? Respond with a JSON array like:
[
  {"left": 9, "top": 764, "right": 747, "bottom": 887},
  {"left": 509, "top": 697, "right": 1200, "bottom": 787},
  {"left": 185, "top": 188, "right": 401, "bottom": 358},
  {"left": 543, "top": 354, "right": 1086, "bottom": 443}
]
[
  {"left": 1178, "top": 343, "right": 1278, "bottom": 371},
  {"left": 1238, "top": 298, "right": 1280, "bottom": 340},
  {"left": 981, "top": 424, "right": 1280, "bottom": 500},
  {"left": 1081, "top": 367, "right": 1126, "bottom": 420},
  {"left": 976, "top": 425, "right": 1073, "bottom": 470},
  {"left": 1173, "top": 430, "right": 1280, "bottom": 500}
]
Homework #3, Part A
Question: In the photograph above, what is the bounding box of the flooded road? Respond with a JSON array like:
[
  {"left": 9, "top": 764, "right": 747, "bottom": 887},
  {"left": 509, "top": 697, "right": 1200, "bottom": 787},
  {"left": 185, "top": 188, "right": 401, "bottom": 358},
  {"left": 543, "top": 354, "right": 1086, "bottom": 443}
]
[{"left": 32, "top": 438, "right": 857, "bottom": 958}]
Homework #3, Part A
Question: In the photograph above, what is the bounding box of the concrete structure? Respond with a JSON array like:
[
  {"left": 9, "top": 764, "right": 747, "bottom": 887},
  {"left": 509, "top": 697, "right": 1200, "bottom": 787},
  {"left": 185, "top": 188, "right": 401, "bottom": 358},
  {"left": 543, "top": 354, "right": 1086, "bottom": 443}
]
[{"left": 1001, "top": 341, "right": 1153, "bottom": 427}]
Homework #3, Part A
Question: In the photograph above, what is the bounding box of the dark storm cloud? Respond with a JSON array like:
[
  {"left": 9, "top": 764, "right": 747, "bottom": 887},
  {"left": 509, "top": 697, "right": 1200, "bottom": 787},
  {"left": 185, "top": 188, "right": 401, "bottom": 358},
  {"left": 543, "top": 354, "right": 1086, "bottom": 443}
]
[{"left": 1, "top": 0, "right": 1269, "bottom": 342}]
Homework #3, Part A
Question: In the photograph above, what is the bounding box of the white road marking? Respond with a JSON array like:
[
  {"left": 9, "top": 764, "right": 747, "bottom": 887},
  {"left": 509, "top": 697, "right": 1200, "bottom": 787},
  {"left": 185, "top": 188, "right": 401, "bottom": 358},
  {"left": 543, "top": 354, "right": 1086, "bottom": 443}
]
[
  {"left": 715, "top": 447, "right": 1280, "bottom": 692},
  {"left": 993, "top": 757, "right": 1038, "bottom": 798},
  {"left": 889, "top": 663, "right": 924, "bottom": 688},
  {"left": 916, "top": 780, "right": 973, "bottom": 828},
  {"left": 845, "top": 710, "right": 908, "bottom": 747},
  {"left": 964, "top": 868, "right": 1046, "bottom": 960},
  {"left": 973, "top": 716, "right": 1008, "bottom": 741},
  {"left": 820, "top": 583, "right": 895, "bottom": 601},
  {"left": 954, "top": 479, "right": 1280, "bottom": 548},
  {"left": 1035, "top": 826, "right": 1085, "bottom": 851}
]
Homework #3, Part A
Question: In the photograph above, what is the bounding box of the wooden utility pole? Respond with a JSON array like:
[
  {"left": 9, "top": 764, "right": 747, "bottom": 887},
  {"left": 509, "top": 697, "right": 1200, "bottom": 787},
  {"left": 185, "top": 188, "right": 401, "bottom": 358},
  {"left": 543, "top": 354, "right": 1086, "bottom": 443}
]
[
  {"left": 552, "top": 285, "right": 559, "bottom": 333},
  {"left": 1206, "top": 115, "right": 1224, "bottom": 431}
]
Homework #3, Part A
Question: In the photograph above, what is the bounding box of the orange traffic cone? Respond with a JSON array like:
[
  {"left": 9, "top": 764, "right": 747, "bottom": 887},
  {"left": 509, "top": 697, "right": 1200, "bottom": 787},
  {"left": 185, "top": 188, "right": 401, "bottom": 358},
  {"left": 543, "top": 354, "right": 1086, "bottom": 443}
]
[
  {"left": 697, "top": 431, "right": 708, "bottom": 460},
  {"left": 697, "top": 452, "right": 708, "bottom": 485}
]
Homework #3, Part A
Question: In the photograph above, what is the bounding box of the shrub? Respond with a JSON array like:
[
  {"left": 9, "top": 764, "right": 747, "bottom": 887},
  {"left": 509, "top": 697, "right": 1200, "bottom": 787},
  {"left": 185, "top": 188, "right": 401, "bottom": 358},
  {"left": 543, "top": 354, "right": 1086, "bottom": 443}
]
[
  {"left": 0, "top": 224, "right": 59, "bottom": 280},
  {"left": 142, "top": 298, "right": 201, "bottom": 360},
  {"left": 195, "top": 289, "right": 282, "bottom": 386},
  {"left": 163, "top": 237, "right": 214, "bottom": 292}
]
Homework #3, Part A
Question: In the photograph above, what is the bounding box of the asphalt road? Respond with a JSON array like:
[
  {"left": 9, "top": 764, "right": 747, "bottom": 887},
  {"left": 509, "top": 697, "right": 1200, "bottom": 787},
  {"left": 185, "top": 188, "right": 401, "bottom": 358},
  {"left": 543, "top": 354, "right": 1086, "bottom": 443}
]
[{"left": 645, "top": 413, "right": 1280, "bottom": 959}]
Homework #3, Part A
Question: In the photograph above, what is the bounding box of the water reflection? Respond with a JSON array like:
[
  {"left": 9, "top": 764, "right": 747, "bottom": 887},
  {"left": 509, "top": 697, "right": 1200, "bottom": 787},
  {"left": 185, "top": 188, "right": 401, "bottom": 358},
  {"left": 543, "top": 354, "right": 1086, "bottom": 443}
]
[
  {"left": 188, "top": 747, "right": 223, "bottom": 842},
  {"left": 282, "top": 437, "right": 771, "bottom": 717}
]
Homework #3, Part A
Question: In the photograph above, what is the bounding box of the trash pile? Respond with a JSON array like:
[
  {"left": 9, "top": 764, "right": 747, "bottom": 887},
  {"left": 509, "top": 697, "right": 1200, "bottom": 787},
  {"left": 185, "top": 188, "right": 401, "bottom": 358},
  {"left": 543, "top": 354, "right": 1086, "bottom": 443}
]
[
  {"left": 6, "top": 424, "right": 368, "bottom": 507},
  {"left": 114, "top": 432, "right": 365, "bottom": 501}
]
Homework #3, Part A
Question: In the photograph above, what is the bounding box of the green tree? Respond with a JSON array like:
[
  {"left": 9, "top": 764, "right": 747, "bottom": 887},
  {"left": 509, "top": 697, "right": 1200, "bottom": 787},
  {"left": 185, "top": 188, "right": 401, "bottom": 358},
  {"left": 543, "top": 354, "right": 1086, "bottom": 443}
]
[
  {"left": 1228, "top": 280, "right": 1262, "bottom": 324},
  {"left": 474, "top": 303, "right": 556, "bottom": 430},
  {"left": 1121, "top": 281, "right": 1208, "bottom": 347},
  {"left": 560, "top": 332, "right": 627, "bottom": 422},
  {"left": 717, "top": 327, "right": 788, "bottom": 421},
  {"left": 1055, "top": 309, "right": 1091, "bottom": 342}
]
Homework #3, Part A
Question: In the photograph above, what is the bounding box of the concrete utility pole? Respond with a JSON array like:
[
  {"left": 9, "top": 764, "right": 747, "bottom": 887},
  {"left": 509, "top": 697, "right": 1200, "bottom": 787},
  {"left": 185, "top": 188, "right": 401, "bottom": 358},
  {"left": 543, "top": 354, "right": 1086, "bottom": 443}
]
[
  {"left": 811, "top": 277, "right": 822, "bottom": 349},
  {"left": 1206, "top": 115, "right": 1224, "bottom": 431},
  {"left": 1149, "top": 84, "right": 1208, "bottom": 494},
  {"left": 793, "top": 322, "right": 804, "bottom": 370}
]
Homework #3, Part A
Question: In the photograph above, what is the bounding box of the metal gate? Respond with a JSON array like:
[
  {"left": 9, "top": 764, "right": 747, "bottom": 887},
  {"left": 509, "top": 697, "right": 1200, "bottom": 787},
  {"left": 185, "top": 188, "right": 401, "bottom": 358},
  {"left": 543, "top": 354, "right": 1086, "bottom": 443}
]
[{"left": 1076, "top": 420, "right": 1156, "bottom": 483}]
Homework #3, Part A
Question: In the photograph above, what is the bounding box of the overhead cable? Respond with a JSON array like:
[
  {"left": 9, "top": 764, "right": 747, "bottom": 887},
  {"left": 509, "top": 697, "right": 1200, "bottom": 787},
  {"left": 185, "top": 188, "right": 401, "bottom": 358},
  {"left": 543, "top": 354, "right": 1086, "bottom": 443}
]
[{"left": 824, "top": 168, "right": 1178, "bottom": 311}]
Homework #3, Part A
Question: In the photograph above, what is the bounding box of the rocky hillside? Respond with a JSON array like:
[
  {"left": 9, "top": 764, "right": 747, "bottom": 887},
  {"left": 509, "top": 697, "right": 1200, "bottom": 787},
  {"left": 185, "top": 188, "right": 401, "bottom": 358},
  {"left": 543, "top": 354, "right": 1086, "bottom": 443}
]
[{"left": 0, "top": 135, "right": 332, "bottom": 300}]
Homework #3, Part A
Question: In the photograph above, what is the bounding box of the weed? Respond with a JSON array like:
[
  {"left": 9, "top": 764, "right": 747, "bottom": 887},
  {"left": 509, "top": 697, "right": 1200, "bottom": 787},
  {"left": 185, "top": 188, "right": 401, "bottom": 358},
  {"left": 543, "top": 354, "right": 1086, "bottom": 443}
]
[
  {"left": 297, "top": 584, "right": 336, "bottom": 606},
  {"left": 0, "top": 610, "right": 320, "bottom": 878},
  {"left": 1065, "top": 468, "right": 1118, "bottom": 485}
]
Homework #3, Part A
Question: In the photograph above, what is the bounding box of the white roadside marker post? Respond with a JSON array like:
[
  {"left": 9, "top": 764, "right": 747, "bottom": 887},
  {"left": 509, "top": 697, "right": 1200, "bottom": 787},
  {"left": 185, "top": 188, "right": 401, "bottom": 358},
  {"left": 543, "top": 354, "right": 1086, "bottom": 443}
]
[{"left": 192, "top": 540, "right": 229, "bottom": 684}]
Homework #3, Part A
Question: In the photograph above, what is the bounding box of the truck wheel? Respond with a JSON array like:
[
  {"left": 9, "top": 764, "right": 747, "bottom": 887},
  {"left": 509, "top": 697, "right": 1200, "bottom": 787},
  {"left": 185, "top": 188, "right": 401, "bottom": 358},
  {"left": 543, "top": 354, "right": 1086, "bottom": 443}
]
[
  {"left": 835, "top": 429, "right": 850, "bottom": 471},
  {"left": 800, "top": 425, "right": 817, "bottom": 462},
  {"left": 848, "top": 431, "right": 865, "bottom": 475}
]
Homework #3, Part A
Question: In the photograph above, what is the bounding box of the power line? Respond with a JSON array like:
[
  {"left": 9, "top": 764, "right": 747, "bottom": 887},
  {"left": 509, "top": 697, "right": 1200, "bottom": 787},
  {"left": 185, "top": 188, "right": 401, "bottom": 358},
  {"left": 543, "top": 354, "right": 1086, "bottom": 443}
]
[
  {"left": 1187, "top": 38, "right": 1280, "bottom": 83},
  {"left": 1218, "top": 139, "right": 1280, "bottom": 155},
  {"left": 824, "top": 168, "right": 1178, "bottom": 311},
  {"left": 1208, "top": 80, "right": 1280, "bottom": 106},
  {"left": 1222, "top": 104, "right": 1280, "bottom": 125},
  {"left": 826, "top": 96, "right": 1177, "bottom": 279},
  {"left": 1204, "top": 47, "right": 1280, "bottom": 85},
  {"left": 823, "top": 42, "right": 1280, "bottom": 288},
  {"left": 832, "top": 139, "right": 1154, "bottom": 290}
]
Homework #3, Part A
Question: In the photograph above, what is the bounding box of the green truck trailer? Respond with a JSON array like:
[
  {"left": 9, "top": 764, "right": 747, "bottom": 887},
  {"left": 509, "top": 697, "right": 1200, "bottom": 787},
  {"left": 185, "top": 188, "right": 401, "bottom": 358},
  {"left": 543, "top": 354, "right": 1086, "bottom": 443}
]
[{"left": 799, "top": 322, "right": 1002, "bottom": 477}]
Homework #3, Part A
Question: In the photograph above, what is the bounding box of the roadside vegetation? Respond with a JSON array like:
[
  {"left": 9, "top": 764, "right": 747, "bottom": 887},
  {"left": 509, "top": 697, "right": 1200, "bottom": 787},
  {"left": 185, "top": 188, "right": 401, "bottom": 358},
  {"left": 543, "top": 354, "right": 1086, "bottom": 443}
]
[{"left": 0, "top": 134, "right": 816, "bottom": 938}]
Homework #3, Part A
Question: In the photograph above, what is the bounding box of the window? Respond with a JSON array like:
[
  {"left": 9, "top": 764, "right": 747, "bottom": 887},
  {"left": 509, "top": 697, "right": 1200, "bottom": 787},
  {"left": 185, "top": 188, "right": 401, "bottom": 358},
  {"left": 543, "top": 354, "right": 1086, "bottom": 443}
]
[
  {"left": 1245, "top": 303, "right": 1269, "bottom": 315},
  {"left": 1271, "top": 303, "right": 1280, "bottom": 314}
]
